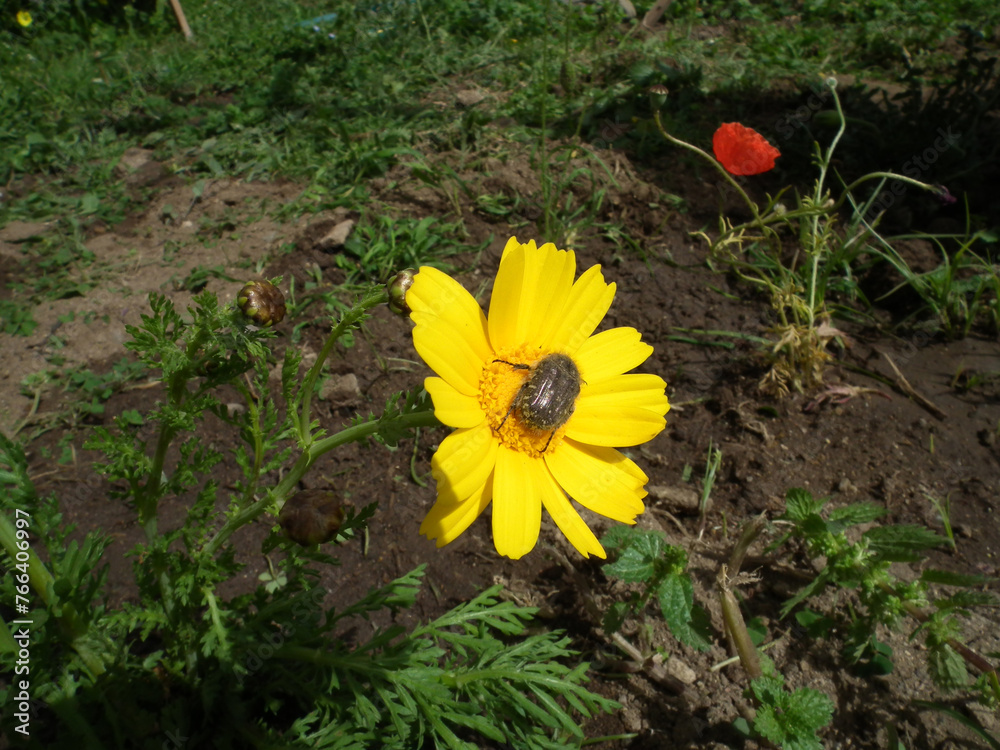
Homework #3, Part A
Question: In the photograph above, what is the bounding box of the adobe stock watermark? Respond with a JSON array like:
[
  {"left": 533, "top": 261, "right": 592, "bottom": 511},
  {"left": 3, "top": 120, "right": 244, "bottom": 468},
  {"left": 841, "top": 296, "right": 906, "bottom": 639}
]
[
  {"left": 861, "top": 128, "right": 960, "bottom": 224},
  {"left": 773, "top": 77, "right": 836, "bottom": 140},
  {"left": 589, "top": 117, "right": 631, "bottom": 151},
  {"left": 234, "top": 586, "right": 326, "bottom": 687}
]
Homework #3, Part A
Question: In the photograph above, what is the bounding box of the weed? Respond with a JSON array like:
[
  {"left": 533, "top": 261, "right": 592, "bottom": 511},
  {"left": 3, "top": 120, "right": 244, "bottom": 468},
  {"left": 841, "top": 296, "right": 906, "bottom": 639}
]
[
  {"left": 773, "top": 487, "right": 1000, "bottom": 700},
  {"left": 863, "top": 228, "right": 999, "bottom": 338},
  {"left": 341, "top": 214, "right": 480, "bottom": 284},
  {"left": 0, "top": 299, "right": 37, "bottom": 336},
  {"left": 601, "top": 526, "right": 712, "bottom": 652}
]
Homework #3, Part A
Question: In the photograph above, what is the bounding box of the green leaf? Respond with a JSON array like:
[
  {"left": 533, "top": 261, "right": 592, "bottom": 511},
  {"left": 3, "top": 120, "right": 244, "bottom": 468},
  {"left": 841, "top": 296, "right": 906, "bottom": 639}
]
[
  {"left": 785, "top": 687, "right": 835, "bottom": 740},
  {"left": 926, "top": 642, "right": 969, "bottom": 691},
  {"left": 794, "top": 609, "right": 835, "bottom": 639},
  {"left": 781, "top": 569, "right": 831, "bottom": 618},
  {"left": 602, "top": 527, "right": 666, "bottom": 582},
  {"left": 751, "top": 675, "right": 833, "bottom": 750},
  {"left": 656, "top": 575, "right": 711, "bottom": 651},
  {"left": 782, "top": 488, "right": 824, "bottom": 521},
  {"left": 80, "top": 192, "right": 100, "bottom": 214},
  {"left": 920, "top": 569, "right": 995, "bottom": 587},
  {"left": 828, "top": 501, "right": 886, "bottom": 527},
  {"left": 934, "top": 590, "right": 998, "bottom": 610},
  {"left": 745, "top": 616, "right": 769, "bottom": 646},
  {"left": 865, "top": 525, "right": 944, "bottom": 561},
  {"left": 602, "top": 600, "right": 631, "bottom": 636}
]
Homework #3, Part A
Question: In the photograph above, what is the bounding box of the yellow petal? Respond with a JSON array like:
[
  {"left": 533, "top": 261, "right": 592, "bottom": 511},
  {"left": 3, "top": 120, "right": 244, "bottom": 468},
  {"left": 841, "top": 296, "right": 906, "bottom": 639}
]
[
  {"left": 491, "top": 446, "right": 543, "bottom": 559},
  {"left": 420, "top": 477, "right": 493, "bottom": 547},
  {"left": 488, "top": 238, "right": 576, "bottom": 352},
  {"left": 431, "top": 422, "right": 499, "bottom": 505},
  {"left": 566, "top": 403, "right": 666, "bottom": 447},
  {"left": 574, "top": 327, "right": 654, "bottom": 383},
  {"left": 545, "top": 439, "right": 646, "bottom": 522},
  {"left": 412, "top": 323, "right": 485, "bottom": 397},
  {"left": 545, "top": 264, "right": 616, "bottom": 354},
  {"left": 409, "top": 266, "right": 491, "bottom": 354},
  {"left": 539, "top": 472, "right": 607, "bottom": 559},
  {"left": 409, "top": 266, "right": 491, "bottom": 395},
  {"left": 581, "top": 373, "right": 671, "bottom": 415},
  {"left": 499, "top": 235, "right": 527, "bottom": 264},
  {"left": 424, "top": 377, "right": 485, "bottom": 429}
]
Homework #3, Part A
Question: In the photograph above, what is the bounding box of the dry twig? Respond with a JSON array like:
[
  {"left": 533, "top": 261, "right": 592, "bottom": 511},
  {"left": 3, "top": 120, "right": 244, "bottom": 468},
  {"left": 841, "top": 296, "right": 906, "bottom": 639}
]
[{"left": 881, "top": 351, "right": 946, "bottom": 419}]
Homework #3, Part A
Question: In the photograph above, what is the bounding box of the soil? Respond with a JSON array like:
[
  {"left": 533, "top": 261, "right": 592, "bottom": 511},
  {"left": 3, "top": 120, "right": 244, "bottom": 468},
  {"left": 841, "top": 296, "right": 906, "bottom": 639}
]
[{"left": 2, "top": 121, "right": 999, "bottom": 748}]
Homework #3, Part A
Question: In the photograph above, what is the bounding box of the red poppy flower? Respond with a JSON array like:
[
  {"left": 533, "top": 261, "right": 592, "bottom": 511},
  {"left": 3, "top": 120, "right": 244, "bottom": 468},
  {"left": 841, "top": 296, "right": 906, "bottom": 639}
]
[{"left": 712, "top": 122, "right": 781, "bottom": 176}]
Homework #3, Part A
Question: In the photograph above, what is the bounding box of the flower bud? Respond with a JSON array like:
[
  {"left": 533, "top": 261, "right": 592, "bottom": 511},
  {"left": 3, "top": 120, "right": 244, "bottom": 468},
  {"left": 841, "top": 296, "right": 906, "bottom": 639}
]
[
  {"left": 237, "top": 280, "right": 286, "bottom": 327},
  {"left": 648, "top": 84, "right": 669, "bottom": 111},
  {"left": 387, "top": 268, "right": 417, "bottom": 317},
  {"left": 278, "top": 489, "right": 348, "bottom": 546}
]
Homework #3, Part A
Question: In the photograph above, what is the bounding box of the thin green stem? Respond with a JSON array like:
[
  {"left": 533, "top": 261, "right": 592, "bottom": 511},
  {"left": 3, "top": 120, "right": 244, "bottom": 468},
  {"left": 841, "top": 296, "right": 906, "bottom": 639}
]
[
  {"left": 296, "top": 286, "right": 388, "bottom": 445},
  {"left": 837, "top": 171, "right": 938, "bottom": 203},
  {"left": 0, "top": 509, "right": 55, "bottom": 607},
  {"left": 138, "top": 423, "right": 174, "bottom": 539},
  {"left": 274, "top": 644, "right": 392, "bottom": 674},
  {"left": 234, "top": 379, "right": 265, "bottom": 508},
  {"left": 201, "top": 408, "right": 440, "bottom": 556},
  {"left": 805, "top": 81, "right": 845, "bottom": 329},
  {"left": 653, "top": 111, "right": 765, "bottom": 227}
]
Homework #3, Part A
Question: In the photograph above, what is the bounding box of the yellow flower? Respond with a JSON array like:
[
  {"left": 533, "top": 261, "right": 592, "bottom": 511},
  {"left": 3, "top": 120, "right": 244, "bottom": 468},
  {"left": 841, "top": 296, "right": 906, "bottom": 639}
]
[
  {"left": 409, "top": 237, "right": 670, "bottom": 559},
  {"left": 16, "top": 10, "right": 32, "bottom": 27}
]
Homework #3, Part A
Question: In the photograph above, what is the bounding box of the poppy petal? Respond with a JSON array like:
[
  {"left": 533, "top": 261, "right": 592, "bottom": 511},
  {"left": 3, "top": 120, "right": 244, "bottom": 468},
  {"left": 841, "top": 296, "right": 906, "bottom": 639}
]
[{"left": 712, "top": 122, "right": 780, "bottom": 176}]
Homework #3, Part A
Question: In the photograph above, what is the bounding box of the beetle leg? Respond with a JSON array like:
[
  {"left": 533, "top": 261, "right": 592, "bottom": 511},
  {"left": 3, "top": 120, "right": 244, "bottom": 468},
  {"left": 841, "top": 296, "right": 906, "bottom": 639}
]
[{"left": 493, "top": 359, "right": 530, "bottom": 370}]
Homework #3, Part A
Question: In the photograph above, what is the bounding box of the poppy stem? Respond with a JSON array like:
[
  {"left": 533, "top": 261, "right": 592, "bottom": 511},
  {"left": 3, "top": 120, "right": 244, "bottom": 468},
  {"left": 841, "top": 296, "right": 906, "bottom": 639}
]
[
  {"left": 653, "top": 111, "right": 766, "bottom": 227},
  {"left": 805, "top": 79, "right": 847, "bottom": 329}
]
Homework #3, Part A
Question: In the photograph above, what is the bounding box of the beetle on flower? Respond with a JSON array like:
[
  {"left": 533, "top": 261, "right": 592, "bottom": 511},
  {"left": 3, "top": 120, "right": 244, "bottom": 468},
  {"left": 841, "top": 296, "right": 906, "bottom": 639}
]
[{"left": 405, "top": 237, "right": 670, "bottom": 560}]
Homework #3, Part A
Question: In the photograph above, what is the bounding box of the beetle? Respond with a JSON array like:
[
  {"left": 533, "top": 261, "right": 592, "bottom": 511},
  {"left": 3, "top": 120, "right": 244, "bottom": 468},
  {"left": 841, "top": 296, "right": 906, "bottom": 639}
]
[{"left": 494, "top": 352, "right": 582, "bottom": 452}]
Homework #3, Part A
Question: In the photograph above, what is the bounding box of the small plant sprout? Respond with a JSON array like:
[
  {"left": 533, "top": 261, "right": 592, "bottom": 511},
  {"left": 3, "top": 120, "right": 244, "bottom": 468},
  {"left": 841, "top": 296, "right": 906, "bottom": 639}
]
[
  {"left": 923, "top": 490, "right": 957, "bottom": 551},
  {"left": 697, "top": 439, "right": 722, "bottom": 539},
  {"left": 775, "top": 488, "right": 1000, "bottom": 701}
]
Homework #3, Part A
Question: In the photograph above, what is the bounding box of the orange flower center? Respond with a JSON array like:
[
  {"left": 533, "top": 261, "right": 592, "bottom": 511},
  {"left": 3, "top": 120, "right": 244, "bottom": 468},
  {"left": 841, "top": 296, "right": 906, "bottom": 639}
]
[{"left": 479, "top": 344, "right": 573, "bottom": 457}]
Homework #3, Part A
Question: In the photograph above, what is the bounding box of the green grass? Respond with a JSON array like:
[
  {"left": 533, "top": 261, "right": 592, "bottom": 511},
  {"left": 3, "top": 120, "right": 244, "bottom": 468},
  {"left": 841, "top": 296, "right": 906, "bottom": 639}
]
[
  {"left": 4, "top": 0, "right": 996, "bottom": 213},
  {"left": 1, "top": 0, "right": 998, "bottom": 338}
]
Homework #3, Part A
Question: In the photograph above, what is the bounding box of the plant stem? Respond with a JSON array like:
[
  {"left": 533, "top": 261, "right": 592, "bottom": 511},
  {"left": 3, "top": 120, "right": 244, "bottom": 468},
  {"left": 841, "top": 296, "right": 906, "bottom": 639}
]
[
  {"left": 0, "top": 509, "right": 55, "bottom": 607},
  {"left": 295, "top": 286, "right": 388, "bottom": 445},
  {"left": 837, "top": 171, "right": 938, "bottom": 203},
  {"left": 138, "top": 422, "right": 174, "bottom": 539},
  {"left": 202, "top": 408, "right": 440, "bottom": 556},
  {"left": 718, "top": 566, "right": 762, "bottom": 680},
  {"left": 718, "top": 515, "right": 768, "bottom": 680},
  {"left": 653, "top": 111, "right": 765, "bottom": 227}
]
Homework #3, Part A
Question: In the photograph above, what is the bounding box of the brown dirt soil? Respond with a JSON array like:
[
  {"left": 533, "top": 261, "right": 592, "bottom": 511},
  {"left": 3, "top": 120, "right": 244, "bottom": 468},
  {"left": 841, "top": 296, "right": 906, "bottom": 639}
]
[{"left": 2, "top": 137, "right": 999, "bottom": 749}]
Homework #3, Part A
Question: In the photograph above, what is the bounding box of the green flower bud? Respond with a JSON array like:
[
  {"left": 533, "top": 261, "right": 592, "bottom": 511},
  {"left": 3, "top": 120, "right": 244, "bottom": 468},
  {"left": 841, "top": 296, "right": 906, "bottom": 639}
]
[
  {"left": 278, "top": 489, "right": 348, "bottom": 546},
  {"left": 648, "top": 84, "right": 669, "bottom": 112},
  {"left": 237, "top": 280, "right": 286, "bottom": 327},
  {"left": 387, "top": 268, "right": 417, "bottom": 317}
]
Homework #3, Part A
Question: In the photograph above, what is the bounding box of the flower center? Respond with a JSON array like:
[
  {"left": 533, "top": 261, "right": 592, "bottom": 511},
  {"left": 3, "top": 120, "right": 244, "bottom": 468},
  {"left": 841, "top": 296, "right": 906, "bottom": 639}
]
[{"left": 479, "top": 344, "right": 574, "bottom": 457}]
